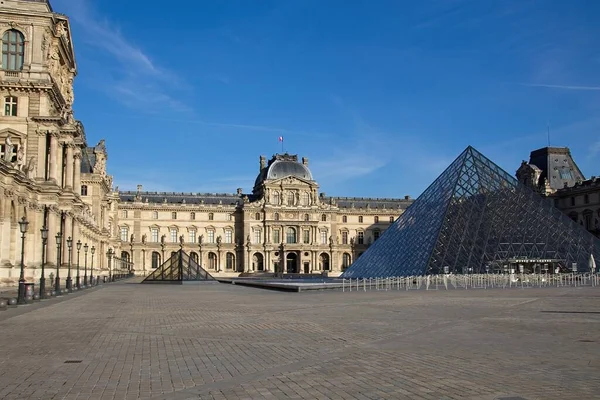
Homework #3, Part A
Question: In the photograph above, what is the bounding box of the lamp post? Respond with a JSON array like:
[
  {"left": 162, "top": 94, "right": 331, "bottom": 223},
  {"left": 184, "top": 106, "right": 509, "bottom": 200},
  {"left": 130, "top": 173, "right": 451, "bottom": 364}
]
[
  {"left": 90, "top": 246, "right": 95, "bottom": 286},
  {"left": 83, "top": 243, "right": 89, "bottom": 287},
  {"left": 76, "top": 240, "right": 81, "bottom": 289},
  {"left": 66, "top": 236, "right": 73, "bottom": 292},
  {"left": 54, "top": 232, "right": 62, "bottom": 295},
  {"left": 17, "top": 216, "right": 29, "bottom": 305},
  {"left": 107, "top": 248, "right": 113, "bottom": 282},
  {"left": 40, "top": 226, "right": 48, "bottom": 299}
]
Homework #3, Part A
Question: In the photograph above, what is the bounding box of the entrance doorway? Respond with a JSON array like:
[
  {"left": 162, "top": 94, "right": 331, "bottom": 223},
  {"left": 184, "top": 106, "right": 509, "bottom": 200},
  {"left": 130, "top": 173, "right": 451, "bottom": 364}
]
[
  {"left": 320, "top": 253, "right": 330, "bottom": 271},
  {"left": 303, "top": 262, "right": 310, "bottom": 273},
  {"left": 286, "top": 253, "right": 298, "bottom": 273}
]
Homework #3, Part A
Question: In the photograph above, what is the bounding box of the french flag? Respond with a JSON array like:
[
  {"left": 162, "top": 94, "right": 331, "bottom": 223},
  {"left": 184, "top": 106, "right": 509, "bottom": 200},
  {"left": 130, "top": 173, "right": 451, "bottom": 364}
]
[{"left": 278, "top": 136, "right": 284, "bottom": 142}]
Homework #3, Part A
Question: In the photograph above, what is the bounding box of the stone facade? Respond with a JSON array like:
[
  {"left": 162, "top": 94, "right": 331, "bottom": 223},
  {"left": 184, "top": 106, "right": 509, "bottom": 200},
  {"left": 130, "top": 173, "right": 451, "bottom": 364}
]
[
  {"left": 0, "top": 0, "right": 114, "bottom": 286},
  {"left": 517, "top": 146, "right": 600, "bottom": 238},
  {"left": 116, "top": 154, "right": 413, "bottom": 277}
]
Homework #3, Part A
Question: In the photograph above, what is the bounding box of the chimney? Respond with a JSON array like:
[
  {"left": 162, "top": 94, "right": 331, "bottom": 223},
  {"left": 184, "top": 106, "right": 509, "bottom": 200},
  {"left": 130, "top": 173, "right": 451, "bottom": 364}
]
[
  {"left": 302, "top": 157, "right": 309, "bottom": 166},
  {"left": 260, "top": 155, "right": 266, "bottom": 171},
  {"left": 404, "top": 195, "right": 411, "bottom": 200},
  {"left": 137, "top": 184, "right": 142, "bottom": 193},
  {"left": 237, "top": 188, "right": 243, "bottom": 195}
]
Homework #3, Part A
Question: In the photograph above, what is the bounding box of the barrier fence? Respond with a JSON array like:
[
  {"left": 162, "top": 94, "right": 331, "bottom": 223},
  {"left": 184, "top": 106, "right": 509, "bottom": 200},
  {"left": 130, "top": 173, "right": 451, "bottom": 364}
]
[{"left": 341, "top": 273, "right": 600, "bottom": 292}]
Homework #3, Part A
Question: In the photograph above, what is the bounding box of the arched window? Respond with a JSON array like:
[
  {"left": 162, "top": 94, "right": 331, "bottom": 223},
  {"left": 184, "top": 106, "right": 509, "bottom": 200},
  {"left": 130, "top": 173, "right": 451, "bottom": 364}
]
[
  {"left": 342, "top": 215, "right": 347, "bottom": 223},
  {"left": 287, "top": 192, "right": 295, "bottom": 205},
  {"left": 342, "top": 253, "right": 351, "bottom": 270},
  {"left": 255, "top": 212, "right": 260, "bottom": 220},
  {"left": 286, "top": 227, "right": 296, "bottom": 244},
  {"left": 2, "top": 29, "right": 25, "bottom": 71},
  {"left": 190, "top": 212, "right": 195, "bottom": 220},
  {"left": 81, "top": 185, "right": 88, "bottom": 196},
  {"left": 151, "top": 251, "right": 161, "bottom": 269},
  {"left": 274, "top": 212, "right": 280, "bottom": 221},
  {"left": 226, "top": 252, "right": 235, "bottom": 270},
  {"left": 321, "top": 214, "right": 326, "bottom": 222},
  {"left": 302, "top": 192, "right": 310, "bottom": 206},
  {"left": 304, "top": 213, "right": 309, "bottom": 221},
  {"left": 121, "top": 251, "right": 130, "bottom": 263},
  {"left": 208, "top": 252, "right": 217, "bottom": 269},
  {"left": 273, "top": 191, "right": 280, "bottom": 205},
  {"left": 190, "top": 252, "right": 199, "bottom": 263}
]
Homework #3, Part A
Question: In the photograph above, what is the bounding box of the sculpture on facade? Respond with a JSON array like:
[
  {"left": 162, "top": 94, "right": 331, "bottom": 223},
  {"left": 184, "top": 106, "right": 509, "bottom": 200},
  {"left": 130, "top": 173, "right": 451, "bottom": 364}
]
[
  {"left": 141, "top": 234, "right": 147, "bottom": 244},
  {"left": 4, "top": 135, "right": 14, "bottom": 162},
  {"left": 15, "top": 145, "right": 24, "bottom": 169},
  {"left": 23, "top": 156, "right": 36, "bottom": 178}
]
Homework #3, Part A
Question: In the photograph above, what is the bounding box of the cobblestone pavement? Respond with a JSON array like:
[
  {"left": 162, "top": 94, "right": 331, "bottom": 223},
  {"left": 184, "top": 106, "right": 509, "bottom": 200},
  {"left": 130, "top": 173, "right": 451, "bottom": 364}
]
[{"left": 0, "top": 280, "right": 599, "bottom": 400}]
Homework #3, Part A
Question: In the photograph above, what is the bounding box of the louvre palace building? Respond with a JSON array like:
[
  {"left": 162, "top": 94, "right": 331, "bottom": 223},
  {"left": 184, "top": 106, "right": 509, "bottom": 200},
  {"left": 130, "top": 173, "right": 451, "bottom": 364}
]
[{"left": 1, "top": 0, "right": 599, "bottom": 286}]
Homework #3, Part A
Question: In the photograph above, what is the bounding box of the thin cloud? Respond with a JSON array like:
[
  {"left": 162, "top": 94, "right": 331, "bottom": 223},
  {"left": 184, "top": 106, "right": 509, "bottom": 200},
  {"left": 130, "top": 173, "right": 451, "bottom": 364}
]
[
  {"left": 523, "top": 83, "right": 600, "bottom": 91},
  {"left": 52, "top": 0, "right": 186, "bottom": 111}
]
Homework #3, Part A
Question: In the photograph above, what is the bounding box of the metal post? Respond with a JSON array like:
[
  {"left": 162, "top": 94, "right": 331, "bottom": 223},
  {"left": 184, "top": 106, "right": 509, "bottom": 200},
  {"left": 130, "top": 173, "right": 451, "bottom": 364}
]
[
  {"left": 83, "top": 243, "right": 88, "bottom": 287},
  {"left": 40, "top": 226, "right": 48, "bottom": 299},
  {"left": 66, "top": 237, "right": 73, "bottom": 292},
  {"left": 90, "top": 246, "right": 95, "bottom": 286},
  {"left": 17, "top": 216, "right": 29, "bottom": 305},
  {"left": 55, "top": 232, "right": 62, "bottom": 295},
  {"left": 107, "top": 248, "right": 113, "bottom": 281},
  {"left": 76, "top": 240, "right": 81, "bottom": 289}
]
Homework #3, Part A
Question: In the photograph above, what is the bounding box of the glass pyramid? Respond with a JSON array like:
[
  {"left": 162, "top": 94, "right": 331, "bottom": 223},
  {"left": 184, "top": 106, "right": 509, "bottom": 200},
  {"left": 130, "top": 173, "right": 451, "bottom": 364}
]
[
  {"left": 342, "top": 146, "right": 600, "bottom": 278},
  {"left": 141, "top": 249, "right": 215, "bottom": 283}
]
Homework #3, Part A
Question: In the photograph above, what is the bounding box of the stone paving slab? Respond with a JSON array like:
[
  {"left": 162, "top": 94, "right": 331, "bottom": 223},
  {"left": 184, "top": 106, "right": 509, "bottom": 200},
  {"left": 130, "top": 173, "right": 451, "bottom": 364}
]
[{"left": 0, "top": 280, "right": 599, "bottom": 399}]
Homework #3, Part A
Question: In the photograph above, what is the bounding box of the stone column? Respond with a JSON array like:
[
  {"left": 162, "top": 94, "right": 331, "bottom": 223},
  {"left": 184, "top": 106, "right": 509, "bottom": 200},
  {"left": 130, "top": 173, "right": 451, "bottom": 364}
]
[
  {"left": 49, "top": 133, "right": 58, "bottom": 183},
  {"left": 73, "top": 149, "right": 81, "bottom": 195},
  {"left": 64, "top": 144, "right": 73, "bottom": 189}
]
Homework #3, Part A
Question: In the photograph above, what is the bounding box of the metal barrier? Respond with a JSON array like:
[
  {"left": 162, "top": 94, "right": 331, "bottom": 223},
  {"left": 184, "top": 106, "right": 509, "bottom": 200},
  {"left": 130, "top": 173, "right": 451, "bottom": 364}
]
[{"left": 342, "top": 273, "right": 600, "bottom": 292}]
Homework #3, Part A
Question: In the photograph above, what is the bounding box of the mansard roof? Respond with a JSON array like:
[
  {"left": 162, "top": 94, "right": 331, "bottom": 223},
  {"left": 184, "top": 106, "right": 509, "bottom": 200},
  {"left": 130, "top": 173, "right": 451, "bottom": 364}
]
[
  {"left": 321, "top": 196, "right": 413, "bottom": 210},
  {"left": 119, "top": 191, "right": 244, "bottom": 206}
]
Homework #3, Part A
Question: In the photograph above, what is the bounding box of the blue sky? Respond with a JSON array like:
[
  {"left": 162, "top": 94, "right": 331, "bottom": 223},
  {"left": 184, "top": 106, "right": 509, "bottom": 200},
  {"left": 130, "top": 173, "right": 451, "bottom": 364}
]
[{"left": 51, "top": 0, "right": 600, "bottom": 198}]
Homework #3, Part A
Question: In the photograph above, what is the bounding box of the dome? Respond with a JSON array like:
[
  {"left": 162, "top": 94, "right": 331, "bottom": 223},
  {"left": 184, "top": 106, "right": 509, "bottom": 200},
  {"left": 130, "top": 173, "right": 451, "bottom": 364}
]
[{"left": 253, "top": 154, "right": 313, "bottom": 189}]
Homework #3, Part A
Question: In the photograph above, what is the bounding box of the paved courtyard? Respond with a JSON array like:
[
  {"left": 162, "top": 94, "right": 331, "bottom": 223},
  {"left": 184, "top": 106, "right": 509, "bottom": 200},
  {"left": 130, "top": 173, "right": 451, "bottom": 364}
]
[{"left": 0, "top": 280, "right": 599, "bottom": 400}]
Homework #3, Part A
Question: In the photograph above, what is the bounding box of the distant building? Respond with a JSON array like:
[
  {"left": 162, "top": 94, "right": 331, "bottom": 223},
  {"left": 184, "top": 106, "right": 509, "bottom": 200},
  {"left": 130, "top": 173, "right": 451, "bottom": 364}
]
[
  {"left": 117, "top": 153, "right": 414, "bottom": 277},
  {"left": 517, "top": 146, "right": 600, "bottom": 237}
]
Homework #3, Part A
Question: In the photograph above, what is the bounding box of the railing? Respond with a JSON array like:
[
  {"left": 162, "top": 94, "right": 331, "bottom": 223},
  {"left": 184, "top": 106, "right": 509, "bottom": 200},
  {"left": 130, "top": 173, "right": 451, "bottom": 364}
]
[{"left": 341, "top": 273, "right": 600, "bottom": 292}]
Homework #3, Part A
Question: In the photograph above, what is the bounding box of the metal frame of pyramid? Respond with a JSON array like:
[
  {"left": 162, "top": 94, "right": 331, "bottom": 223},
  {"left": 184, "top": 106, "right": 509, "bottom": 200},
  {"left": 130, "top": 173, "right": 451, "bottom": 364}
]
[
  {"left": 342, "top": 146, "right": 600, "bottom": 278},
  {"left": 141, "top": 249, "right": 216, "bottom": 284}
]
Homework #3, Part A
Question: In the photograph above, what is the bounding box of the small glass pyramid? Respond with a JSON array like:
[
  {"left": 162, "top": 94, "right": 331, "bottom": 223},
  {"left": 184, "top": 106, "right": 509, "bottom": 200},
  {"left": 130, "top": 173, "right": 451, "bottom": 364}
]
[
  {"left": 342, "top": 146, "right": 600, "bottom": 278},
  {"left": 141, "top": 249, "right": 215, "bottom": 283}
]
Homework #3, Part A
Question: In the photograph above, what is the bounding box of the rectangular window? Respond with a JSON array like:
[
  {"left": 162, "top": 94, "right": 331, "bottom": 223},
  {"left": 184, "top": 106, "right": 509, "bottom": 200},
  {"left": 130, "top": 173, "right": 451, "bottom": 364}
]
[
  {"left": 273, "top": 229, "right": 280, "bottom": 244},
  {"left": 585, "top": 194, "right": 590, "bottom": 204},
  {"left": 172, "top": 212, "right": 177, "bottom": 219},
  {"left": 303, "top": 230, "right": 310, "bottom": 244},
  {"left": 374, "top": 216, "right": 379, "bottom": 223},
  {"left": 151, "top": 228, "right": 159, "bottom": 243},
  {"left": 357, "top": 231, "right": 364, "bottom": 244},
  {"left": 170, "top": 229, "right": 177, "bottom": 243},
  {"left": 571, "top": 197, "right": 575, "bottom": 206},
  {"left": 190, "top": 212, "right": 195, "bottom": 220},
  {"left": 254, "top": 229, "right": 261, "bottom": 244},
  {"left": 374, "top": 231, "right": 380, "bottom": 241},
  {"left": 4, "top": 96, "right": 17, "bottom": 116},
  {"left": 321, "top": 231, "right": 327, "bottom": 245},
  {"left": 585, "top": 214, "right": 593, "bottom": 230},
  {"left": 207, "top": 230, "right": 215, "bottom": 243},
  {"left": 342, "top": 231, "right": 348, "bottom": 244},
  {"left": 153, "top": 211, "right": 158, "bottom": 219},
  {"left": 120, "top": 227, "right": 128, "bottom": 242},
  {"left": 189, "top": 230, "right": 196, "bottom": 244},
  {"left": 122, "top": 210, "right": 128, "bottom": 218},
  {"left": 225, "top": 230, "right": 232, "bottom": 243}
]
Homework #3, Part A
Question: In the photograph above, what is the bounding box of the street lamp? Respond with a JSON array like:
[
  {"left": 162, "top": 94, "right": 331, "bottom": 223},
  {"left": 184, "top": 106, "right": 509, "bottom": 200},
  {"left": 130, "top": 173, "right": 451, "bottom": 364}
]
[
  {"left": 76, "top": 240, "right": 81, "bottom": 289},
  {"left": 90, "top": 246, "right": 95, "bottom": 286},
  {"left": 66, "top": 236, "right": 73, "bottom": 292},
  {"left": 83, "top": 243, "right": 89, "bottom": 287},
  {"left": 107, "top": 248, "right": 113, "bottom": 282},
  {"left": 40, "top": 226, "right": 48, "bottom": 299},
  {"left": 17, "top": 216, "right": 29, "bottom": 305},
  {"left": 55, "top": 232, "right": 62, "bottom": 295}
]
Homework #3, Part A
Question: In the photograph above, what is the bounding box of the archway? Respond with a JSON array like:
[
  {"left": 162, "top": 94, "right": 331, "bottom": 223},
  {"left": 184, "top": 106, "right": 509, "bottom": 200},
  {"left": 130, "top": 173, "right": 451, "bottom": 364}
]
[
  {"left": 319, "top": 253, "right": 330, "bottom": 271},
  {"left": 208, "top": 252, "right": 217, "bottom": 270},
  {"left": 253, "top": 253, "right": 264, "bottom": 271},
  {"left": 151, "top": 251, "right": 161, "bottom": 269},
  {"left": 286, "top": 252, "right": 298, "bottom": 273}
]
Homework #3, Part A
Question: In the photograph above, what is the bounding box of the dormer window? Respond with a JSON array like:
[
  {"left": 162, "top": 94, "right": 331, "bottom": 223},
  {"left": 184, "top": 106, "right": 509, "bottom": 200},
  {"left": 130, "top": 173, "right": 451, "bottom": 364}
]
[
  {"left": 2, "top": 30, "right": 25, "bottom": 71},
  {"left": 4, "top": 96, "right": 17, "bottom": 116}
]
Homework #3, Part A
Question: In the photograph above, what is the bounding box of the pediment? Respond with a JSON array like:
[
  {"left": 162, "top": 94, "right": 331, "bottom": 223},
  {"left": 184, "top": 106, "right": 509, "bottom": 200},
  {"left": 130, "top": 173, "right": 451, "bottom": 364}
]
[{"left": 268, "top": 176, "right": 313, "bottom": 187}]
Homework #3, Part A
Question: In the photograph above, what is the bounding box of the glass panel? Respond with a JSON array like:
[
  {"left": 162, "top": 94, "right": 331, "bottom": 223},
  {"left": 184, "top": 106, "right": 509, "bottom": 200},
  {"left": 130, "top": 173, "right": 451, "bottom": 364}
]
[{"left": 342, "top": 146, "right": 600, "bottom": 278}]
